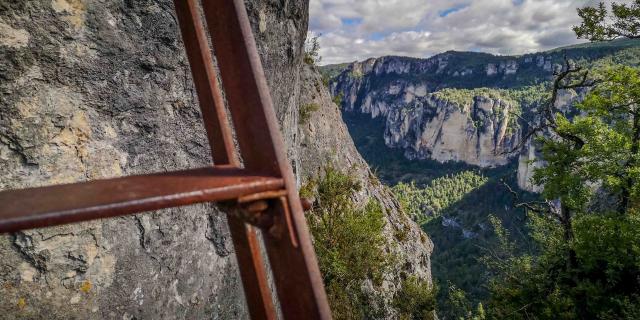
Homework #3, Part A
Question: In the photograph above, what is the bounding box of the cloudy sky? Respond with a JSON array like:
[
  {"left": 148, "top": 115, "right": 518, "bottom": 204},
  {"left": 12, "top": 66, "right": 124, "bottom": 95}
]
[{"left": 310, "top": 0, "right": 618, "bottom": 65}]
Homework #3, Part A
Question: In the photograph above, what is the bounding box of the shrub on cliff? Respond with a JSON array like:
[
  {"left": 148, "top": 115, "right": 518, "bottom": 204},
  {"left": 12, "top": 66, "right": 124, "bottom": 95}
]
[{"left": 304, "top": 167, "right": 392, "bottom": 319}]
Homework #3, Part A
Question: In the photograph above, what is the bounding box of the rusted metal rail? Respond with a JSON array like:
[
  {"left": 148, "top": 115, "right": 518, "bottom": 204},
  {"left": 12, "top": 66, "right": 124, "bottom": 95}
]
[{"left": 0, "top": 0, "right": 332, "bottom": 319}]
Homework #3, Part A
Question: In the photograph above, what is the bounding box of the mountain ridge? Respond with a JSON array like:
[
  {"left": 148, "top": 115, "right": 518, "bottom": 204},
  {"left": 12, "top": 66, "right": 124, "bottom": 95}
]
[
  {"left": 320, "top": 38, "right": 640, "bottom": 76},
  {"left": 326, "top": 38, "right": 639, "bottom": 190}
]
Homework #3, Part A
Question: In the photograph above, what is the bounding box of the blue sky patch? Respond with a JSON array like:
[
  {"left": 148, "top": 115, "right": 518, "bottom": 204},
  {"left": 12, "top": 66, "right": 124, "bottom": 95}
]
[
  {"left": 368, "top": 32, "right": 385, "bottom": 41},
  {"left": 439, "top": 4, "right": 469, "bottom": 17},
  {"left": 341, "top": 17, "right": 363, "bottom": 26},
  {"left": 512, "top": 0, "right": 525, "bottom": 5}
]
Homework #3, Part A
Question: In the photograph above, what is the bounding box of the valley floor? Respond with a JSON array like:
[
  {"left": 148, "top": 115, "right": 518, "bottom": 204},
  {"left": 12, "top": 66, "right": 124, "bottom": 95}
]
[{"left": 342, "top": 110, "right": 538, "bottom": 317}]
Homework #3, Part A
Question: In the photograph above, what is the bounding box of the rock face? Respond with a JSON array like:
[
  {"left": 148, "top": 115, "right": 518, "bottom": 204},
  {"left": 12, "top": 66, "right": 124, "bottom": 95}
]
[
  {"left": 328, "top": 51, "right": 599, "bottom": 187},
  {"left": 384, "top": 95, "right": 519, "bottom": 167},
  {"left": 298, "top": 64, "right": 433, "bottom": 317},
  {"left": 517, "top": 141, "right": 543, "bottom": 193},
  {"left": 0, "top": 1, "right": 431, "bottom": 319},
  {"left": 331, "top": 58, "right": 521, "bottom": 167}
]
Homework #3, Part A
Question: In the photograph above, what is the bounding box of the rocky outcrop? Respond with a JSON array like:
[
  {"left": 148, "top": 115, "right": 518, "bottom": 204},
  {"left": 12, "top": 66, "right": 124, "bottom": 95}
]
[
  {"left": 1, "top": 1, "right": 254, "bottom": 318},
  {"left": 331, "top": 66, "right": 520, "bottom": 167},
  {"left": 514, "top": 89, "right": 581, "bottom": 192},
  {"left": 517, "top": 141, "right": 543, "bottom": 193},
  {"left": 328, "top": 49, "right": 601, "bottom": 184},
  {"left": 384, "top": 95, "right": 519, "bottom": 167},
  {"left": 298, "top": 64, "right": 433, "bottom": 317},
  {"left": 330, "top": 56, "right": 530, "bottom": 169},
  {"left": 0, "top": 1, "right": 431, "bottom": 319}
]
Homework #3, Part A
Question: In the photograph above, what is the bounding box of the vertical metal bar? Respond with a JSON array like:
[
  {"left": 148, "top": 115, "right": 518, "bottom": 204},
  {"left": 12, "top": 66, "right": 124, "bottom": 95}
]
[
  {"left": 227, "top": 216, "right": 277, "bottom": 320},
  {"left": 173, "top": 1, "right": 277, "bottom": 319},
  {"left": 173, "top": 0, "right": 238, "bottom": 165},
  {"left": 201, "top": 1, "right": 332, "bottom": 319}
]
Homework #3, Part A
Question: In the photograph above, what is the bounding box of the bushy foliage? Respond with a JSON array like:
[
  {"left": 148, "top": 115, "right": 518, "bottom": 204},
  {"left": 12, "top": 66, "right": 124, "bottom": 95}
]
[
  {"left": 533, "top": 66, "right": 640, "bottom": 214},
  {"left": 304, "top": 34, "right": 322, "bottom": 66},
  {"left": 433, "top": 88, "right": 519, "bottom": 107},
  {"left": 305, "top": 167, "right": 392, "bottom": 319},
  {"left": 392, "top": 171, "right": 488, "bottom": 223},
  {"left": 485, "top": 65, "right": 640, "bottom": 319},
  {"left": 485, "top": 212, "right": 640, "bottom": 319},
  {"left": 444, "top": 283, "right": 486, "bottom": 320},
  {"left": 393, "top": 276, "right": 437, "bottom": 320},
  {"left": 332, "top": 92, "right": 344, "bottom": 107},
  {"left": 478, "top": 3, "right": 640, "bottom": 315},
  {"left": 574, "top": 1, "right": 640, "bottom": 41}
]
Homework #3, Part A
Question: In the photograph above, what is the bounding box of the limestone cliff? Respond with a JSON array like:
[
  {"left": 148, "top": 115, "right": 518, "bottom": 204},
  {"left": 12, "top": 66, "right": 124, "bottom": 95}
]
[
  {"left": 298, "top": 64, "right": 433, "bottom": 316},
  {"left": 0, "top": 1, "right": 306, "bottom": 318},
  {"left": 384, "top": 95, "right": 519, "bottom": 167},
  {"left": 331, "top": 59, "right": 521, "bottom": 167},
  {"left": 328, "top": 50, "right": 604, "bottom": 189},
  {"left": 0, "top": 0, "right": 432, "bottom": 319}
]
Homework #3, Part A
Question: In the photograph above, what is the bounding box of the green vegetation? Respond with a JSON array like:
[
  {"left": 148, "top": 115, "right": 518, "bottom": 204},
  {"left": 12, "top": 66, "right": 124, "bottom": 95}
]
[
  {"left": 342, "top": 109, "right": 535, "bottom": 317},
  {"left": 486, "top": 212, "right": 640, "bottom": 319},
  {"left": 444, "top": 283, "right": 486, "bottom": 320},
  {"left": 304, "top": 34, "right": 322, "bottom": 66},
  {"left": 305, "top": 167, "right": 439, "bottom": 319},
  {"left": 332, "top": 3, "right": 640, "bottom": 318},
  {"left": 332, "top": 92, "right": 344, "bottom": 107},
  {"left": 432, "top": 85, "right": 549, "bottom": 109},
  {"left": 305, "top": 167, "right": 392, "bottom": 319},
  {"left": 393, "top": 276, "right": 437, "bottom": 320},
  {"left": 423, "top": 167, "right": 536, "bottom": 320},
  {"left": 299, "top": 103, "right": 320, "bottom": 125},
  {"left": 350, "top": 69, "right": 364, "bottom": 80},
  {"left": 574, "top": 2, "right": 640, "bottom": 41},
  {"left": 392, "top": 171, "right": 488, "bottom": 223},
  {"left": 483, "top": 64, "right": 640, "bottom": 319},
  {"left": 477, "top": 4, "right": 640, "bottom": 315},
  {"left": 319, "top": 63, "right": 351, "bottom": 82},
  {"left": 433, "top": 88, "right": 519, "bottom": 107}
]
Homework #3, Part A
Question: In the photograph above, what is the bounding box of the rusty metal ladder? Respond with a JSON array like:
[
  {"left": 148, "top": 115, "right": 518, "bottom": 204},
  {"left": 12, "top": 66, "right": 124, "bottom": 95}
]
[{"left": 0, "top": 0, "right": 332, "bottom": 319}]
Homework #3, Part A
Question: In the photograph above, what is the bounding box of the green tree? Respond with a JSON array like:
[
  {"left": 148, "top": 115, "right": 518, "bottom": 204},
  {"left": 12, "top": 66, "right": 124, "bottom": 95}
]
[
  {"left": 484, "top": 3, "right": 640, "bottom": 318},
  {"left": 305, "top": 167, "right": 392, "bottom": 319},
  {"left": 488, "top": 67, "right": 640, "bottom": 318},
  {"left": 304, "top": 34, "right": 322, "bottom": 65},
  {"left": 392, "top": 171, "right": 487, "bottom": 223},
  {"left": 393, "top": 276, "right": 437, "bottom": 320},
  {"left": 574, "top": 1, "right": 640, "bottom": 41},
  {"left": 534, "top": 66, "right": 640, "bottom": 216},
  {"left": 444, "top": 283, "right": 486, "bottom": 320}
]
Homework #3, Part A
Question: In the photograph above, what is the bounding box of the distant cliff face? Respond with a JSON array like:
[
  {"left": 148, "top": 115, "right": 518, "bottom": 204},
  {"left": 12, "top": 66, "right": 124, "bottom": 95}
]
[
  {"left": 327, "top": 45, "right": 627, "bottom": 189},
  {"left": 384, "top": 95, "right": 519, "bottom": 167},
  {"left": 331, "top": 57, "right": 525, "bottom": 168}
]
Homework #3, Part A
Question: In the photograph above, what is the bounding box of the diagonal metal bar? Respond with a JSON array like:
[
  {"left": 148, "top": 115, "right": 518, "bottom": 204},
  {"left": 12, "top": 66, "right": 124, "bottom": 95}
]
[
  {"left": 173, "top": 1, "right": 277, "bottom": 319},
  {"left": 202, "top": 0, "right": 332, "bottom": 319}
]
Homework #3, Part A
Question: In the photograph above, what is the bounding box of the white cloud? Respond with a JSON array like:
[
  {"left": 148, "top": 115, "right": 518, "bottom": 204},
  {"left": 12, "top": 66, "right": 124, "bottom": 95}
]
[{"left": 310, "top": 0, "right": 628, "bottom": 65}]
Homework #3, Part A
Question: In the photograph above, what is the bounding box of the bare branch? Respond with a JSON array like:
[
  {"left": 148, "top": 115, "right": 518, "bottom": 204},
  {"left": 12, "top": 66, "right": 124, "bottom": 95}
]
[
  {"left": 501, "top": 179, "right": 562, "bottom": 221},
  {"left": 506, "top": 55, "right": 598, "bottom": 155}
]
